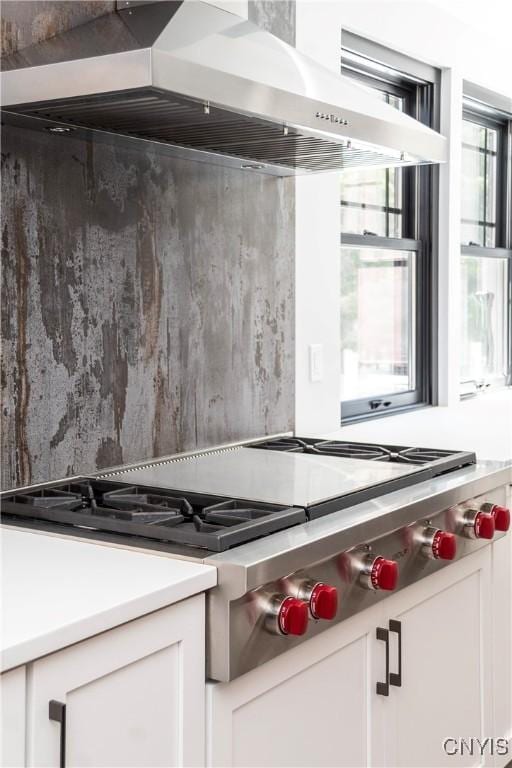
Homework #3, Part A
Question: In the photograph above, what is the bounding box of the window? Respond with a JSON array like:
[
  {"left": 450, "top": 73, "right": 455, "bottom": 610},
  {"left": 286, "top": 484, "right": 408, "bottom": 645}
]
[
  {"left": 341, "top": 91, "right": 405, "bottom": 239},
  {"left": 340, "top": 246, "right": 417, "bottom": 401},
  {"left": 340, "top": 35, "right": 439, "bottom": 420},
  {"left": 460, "top": 255, "right": 509, "bottom": 386},
  {"left": 460, "top": 96, "right": 512, "bottom": 394},
  {"left": 461, "top": 119, "right": 499, "bottom": 247}
]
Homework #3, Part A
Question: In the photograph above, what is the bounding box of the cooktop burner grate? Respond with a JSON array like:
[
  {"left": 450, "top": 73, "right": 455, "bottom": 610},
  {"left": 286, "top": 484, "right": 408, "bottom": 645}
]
[
  {"left": 248, "top": 436, "right": 476, "bottom": 469},
  {"left": 312, "top": 441, "right": 392, "bottom": 460},
  {"left": 1, "top": 480, "right": 305, "bottom": 552},
  {"left": 250, "top": 437, "right": 310, "bottom": 452}
]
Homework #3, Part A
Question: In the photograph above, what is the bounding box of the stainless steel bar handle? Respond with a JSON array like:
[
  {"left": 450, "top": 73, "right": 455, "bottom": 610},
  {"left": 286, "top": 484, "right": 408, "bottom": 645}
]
[
  {"left": 49, "top": 700, "right": 66, "bottom": 768},
  {"left": 376, "top": 626, "right": 390, "bottom": 696}
]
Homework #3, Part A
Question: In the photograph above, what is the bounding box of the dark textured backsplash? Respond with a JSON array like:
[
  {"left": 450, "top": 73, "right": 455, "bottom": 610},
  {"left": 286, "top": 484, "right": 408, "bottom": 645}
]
[
  {"left": 0, "top": 1, "right": 295, "bottom": 490},
  {"left": 0, "top": 1, "right": 115, "bottom": 57}
]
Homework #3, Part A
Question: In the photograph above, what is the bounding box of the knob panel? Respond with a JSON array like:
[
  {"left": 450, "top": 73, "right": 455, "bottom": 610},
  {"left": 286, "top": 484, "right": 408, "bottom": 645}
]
[
  {"left": 279, "top": 597, "right": 309, "bottom": 635},
  {"left": 264, "top": 594, "right": 309, "bottom": 636},
  {"left": 492, "top": 505, "right": 511, "bottom": 532},
  {"left": 288, "top": 578, "right": 339, "bottom": 621},
  {"left": 480, "top": 502, "right": 510, "bottom": 532},
  {"left": 462, "top": 508, "right": 495, "bottom": 540},
  {"left": 432, "top": 530, "right": 457, "bottom": 560},
  {"left": 371, "top": 557, "right": 398, "bottom": 590},
  {"left": 310, "top": 583, "right": 338, "bottom": 620},
  {"left": 474, "top": 511, "right": 495, "bottom": 540},
  {"left": 356, "top": 553, "right": 399, "bottom": 591},
  {"left": 419, "top": 525, "right": 457, "bottom": 560}
]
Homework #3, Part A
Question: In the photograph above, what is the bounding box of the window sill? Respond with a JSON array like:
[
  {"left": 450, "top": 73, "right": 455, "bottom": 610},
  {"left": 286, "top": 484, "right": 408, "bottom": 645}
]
[
  {"left": 340, "top": 401, "right": 430, "bottom": 426},
  {"left": 330, "top": 389, "right": 512, "bottom": 461}
]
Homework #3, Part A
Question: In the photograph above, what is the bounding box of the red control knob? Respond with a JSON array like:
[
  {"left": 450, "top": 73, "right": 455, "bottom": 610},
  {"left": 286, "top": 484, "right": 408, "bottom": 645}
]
[
  {"left": 370, "top": 557, "right": 398, "bottom": 590},
  {"left": 432, "top": 530, "right": 457, "bottom": 560},
  {"left": 310, "top": 583, "right": 338, "bottom": 620},
  {"left": 278, "top": 597, "right": 309, "bottom": 636},
  {"left": 491, "top": 505, "right": 510, "bottom": 532},
  {"left": 474, "top": 511, "right": 495, "bottom": 539}
]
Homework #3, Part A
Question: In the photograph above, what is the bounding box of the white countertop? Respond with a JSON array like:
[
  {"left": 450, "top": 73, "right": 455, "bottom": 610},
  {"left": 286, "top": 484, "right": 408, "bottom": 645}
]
[
  {"left": 1, "top": 528, "right": 216, "bottom": 672},
  {"left": 319, "top": 391, "right": 512, "bottom": 462}
]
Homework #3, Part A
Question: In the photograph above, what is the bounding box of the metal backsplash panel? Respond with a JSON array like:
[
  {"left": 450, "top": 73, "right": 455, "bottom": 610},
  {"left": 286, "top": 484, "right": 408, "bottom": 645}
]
[{"left": 0, "top": 1, "right": 295, "bottom": 491}]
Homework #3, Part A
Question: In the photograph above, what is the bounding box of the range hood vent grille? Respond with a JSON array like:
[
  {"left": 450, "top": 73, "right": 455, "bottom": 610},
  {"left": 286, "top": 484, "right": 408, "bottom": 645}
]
[{"left": 18, "top": 88, "right": 405, "bottom": 172}]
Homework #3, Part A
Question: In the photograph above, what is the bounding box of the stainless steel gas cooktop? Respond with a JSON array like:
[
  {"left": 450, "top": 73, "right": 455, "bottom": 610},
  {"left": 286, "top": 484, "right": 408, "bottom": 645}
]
[
  {"left": 1, "top": 437, "right": 477, "bottom": 552},
  {"left": 2, "top": 435, "right": 510, "bottom": 683},
  {"left": 99, "top": 437, "right": 476, "bottom": 512}
]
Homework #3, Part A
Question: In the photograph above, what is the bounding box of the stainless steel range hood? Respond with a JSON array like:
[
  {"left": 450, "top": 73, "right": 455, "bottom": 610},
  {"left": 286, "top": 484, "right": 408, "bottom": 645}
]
[{"left": 1, "top": 0, "right": 447, "bottom": 176}]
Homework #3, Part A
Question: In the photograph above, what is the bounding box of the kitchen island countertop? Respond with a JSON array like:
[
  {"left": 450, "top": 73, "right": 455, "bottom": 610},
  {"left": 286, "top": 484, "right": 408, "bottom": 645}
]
[{"left": 1, "top": 527, "right": 216, "bottom": 672}]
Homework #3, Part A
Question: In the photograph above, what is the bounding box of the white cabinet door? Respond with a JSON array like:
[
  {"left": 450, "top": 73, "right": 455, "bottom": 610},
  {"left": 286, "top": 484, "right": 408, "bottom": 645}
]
[
  {"left": 208, "top": 540, "right": 504, "bottom": 768},
  {"left": 207, "top": 601, "right": 384, "bottom": 768},
  {"left": 380, "top": 548, "right": 493, "bottom": 768},
  {"left": 1, "top": 665, "right": 26, "bottom": 767},
  {"left": 27, "top": 595, "right": 206, "bottom": 768},
  {"left": 491, "top": 487, "right": 512, "bottom": 764}
]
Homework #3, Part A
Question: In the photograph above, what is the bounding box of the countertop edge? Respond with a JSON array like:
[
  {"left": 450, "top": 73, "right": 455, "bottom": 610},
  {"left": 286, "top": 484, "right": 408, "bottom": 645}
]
[{"left": 1, "top": 565, "right": 216, "bottom": 674}]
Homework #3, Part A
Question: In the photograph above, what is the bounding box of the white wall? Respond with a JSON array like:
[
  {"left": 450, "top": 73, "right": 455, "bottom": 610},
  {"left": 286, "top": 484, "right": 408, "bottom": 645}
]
[
  {"left": 294, "top": 0, "right": 512, "bottom": 432},
  {"left": 295, "top": 3, "right": 343, "bottom": 433},
  {"left": 333, "top": 0, "right": 512, "bottom": 97},
  {"left": 201, "top": 0, "right": 248, "bottom": 16}
]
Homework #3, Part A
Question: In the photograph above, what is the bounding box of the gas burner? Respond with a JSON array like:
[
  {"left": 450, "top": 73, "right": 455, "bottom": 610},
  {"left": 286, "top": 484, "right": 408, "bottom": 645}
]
[
  {"left": 200, "top": 501, "right": 271, "bottom": 529},
  {"left": 13, "top": 488, "right": 84, "bottom": 509},
  {"left": 93, "top": 506, "right": 184, "bottom": 525},
  {"left": 311, "top": 441, "right": 445, "bottom": 465},
  {"left": 252, "top": 438, "right": 310, "bottom": 452},
  {"left": 311, "top": 441, "right": 391, "bottom": 461},
  {"left": 100, "top": 487, "right": 193, "bottom": 524},
  {"left": 398, "top": 447, "right": 458, "bottom": 464},
  {"left": 248, "top": 437, "right": 475, "bottom": 469},
  {"left": 1, "top": 480, "right": 305, "bottom": 552}
]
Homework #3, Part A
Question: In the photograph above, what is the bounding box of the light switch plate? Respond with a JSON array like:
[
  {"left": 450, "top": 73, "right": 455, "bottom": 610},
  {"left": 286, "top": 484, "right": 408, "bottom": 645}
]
[{"left": 309, "top": 344, "right": 323, "bottom": 382}]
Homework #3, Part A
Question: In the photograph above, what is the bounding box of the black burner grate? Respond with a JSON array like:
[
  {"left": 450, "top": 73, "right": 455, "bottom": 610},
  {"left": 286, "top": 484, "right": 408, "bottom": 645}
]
[
  {"left": 248, "top": 436, "right": 476, "bottom": 470},
  {"left": 312, "top": 441, "right": 390, "bottom": 460},
  {"left": 251, "top": 437, "right": 310, "bottom": 452},
  {"left": 15, "top": 488, "right": 84, "bottom": 509},
  {"left": 0, "top": 480, "right": 305, "bottom": 552}
]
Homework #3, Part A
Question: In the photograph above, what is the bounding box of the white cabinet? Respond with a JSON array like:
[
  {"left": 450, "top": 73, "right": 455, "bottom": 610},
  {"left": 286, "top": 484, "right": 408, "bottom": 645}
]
[
  {"left": 207, "top": 601, "right": 383, "bottom": 768},
  {"left": 1, "top": 665, "right": 26, "bottom": 767},
  {"left": 378, "top": 547, "right": 492, "bottom": 768},
  {"left": 28, "top": 595, "right": 205, "bottom": 768},
  {"left": 492, "top": 485, "right": 512, "bottom": 758},
  {"left": 3, "top": 594, "right": 206, "bottom": 768},
  {"left": 208, "top": 547, "right": 500, "bottom": 768}
]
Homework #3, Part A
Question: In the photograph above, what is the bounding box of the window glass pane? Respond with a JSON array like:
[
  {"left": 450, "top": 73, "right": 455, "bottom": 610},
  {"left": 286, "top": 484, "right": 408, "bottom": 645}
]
[
  {"left": 461, "top": 118, "right": 498, "bottom": 247},
  {"left": 462, "top": 120, "right": 485, "bottom": 148},
  {"left": 461, "top": 143, "right": 485, "bottom": 231},
  {"left": 341, "top": 89, "right": 404, "bottom": 238},
  {"left": 341, "top": 246, "right": 416, "bottom": 400},
  {"left": 387, "top": 93, "right": 402, "bottom": 110},
  {"left": 340, "top": 166, "right": 402, "bottom": 237},
  {"left": 460, "top": 255, "right": 509, "bottom": 384},
  {"left": 485, "top": 152, "right": 497, "bottom": 245}
]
